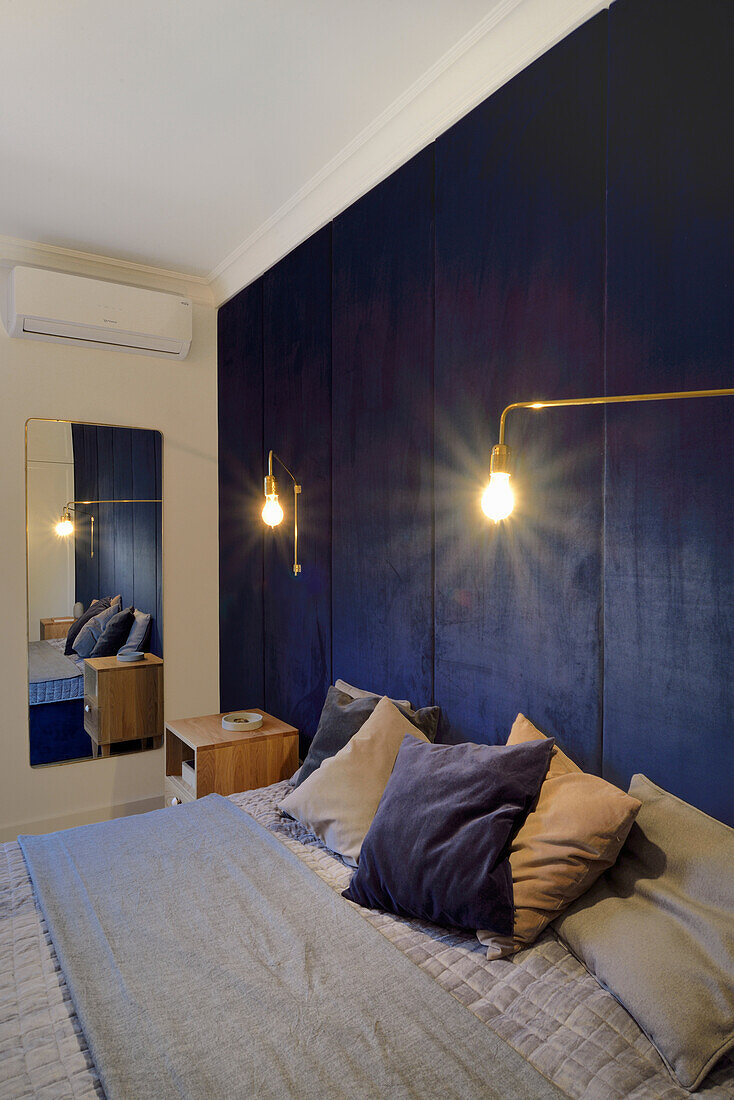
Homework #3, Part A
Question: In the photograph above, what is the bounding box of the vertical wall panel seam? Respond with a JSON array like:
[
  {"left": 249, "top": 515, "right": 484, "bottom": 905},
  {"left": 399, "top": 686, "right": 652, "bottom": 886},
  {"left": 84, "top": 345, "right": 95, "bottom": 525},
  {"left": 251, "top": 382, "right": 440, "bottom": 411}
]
[
  {"left": 260, "top": 279, "right": 266, "bottom": 708},
  {"left": 600, "top": 11, "right": 610, "bottom": 776},
  {"left": 328, "top": 223, "right": 334, "bottom": 691},
  {"left": 430, "top": 140, "right": 437, "bottom": 707}
]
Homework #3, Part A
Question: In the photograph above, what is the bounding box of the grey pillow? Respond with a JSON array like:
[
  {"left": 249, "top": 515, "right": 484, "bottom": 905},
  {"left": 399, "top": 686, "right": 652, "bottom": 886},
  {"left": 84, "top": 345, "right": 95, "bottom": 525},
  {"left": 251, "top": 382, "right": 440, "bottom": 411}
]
[
  {"left": 334, "top": 678, "right": 412, "bottom": 710},
  {"left": 554, "top": 774, "right": 734, "bottom": 1091},
  {"left": 90, "top": 606, "right": 135, "bottom": 657},
  {"left": 72, "top": 597, "right": 122, "bottom": 658},
  {"left": 125, "top": 609, "right": 152, "bottom": 651},
  {"left": 294, "top": 686, "right": 440, "bottom": 788},
  {"left": 333, "top": 679, "right": 439, "bottom": 742},
  {"left": 64, "top": 597, "right": 110, "bottom": 655}
]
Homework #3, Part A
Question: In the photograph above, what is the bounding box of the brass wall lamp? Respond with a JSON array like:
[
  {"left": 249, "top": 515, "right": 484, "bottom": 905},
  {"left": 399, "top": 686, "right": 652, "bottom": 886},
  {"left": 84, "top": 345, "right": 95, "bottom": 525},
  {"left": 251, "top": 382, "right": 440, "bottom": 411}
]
[
  {"left": 55, "top": 498, "right": 162, "bottom": 556},
  {"left": 262, "top": 450, "right": 302, "bottom": 576},
  {"left": 481, "top": 386, "right": 734, "bottom": 522}
]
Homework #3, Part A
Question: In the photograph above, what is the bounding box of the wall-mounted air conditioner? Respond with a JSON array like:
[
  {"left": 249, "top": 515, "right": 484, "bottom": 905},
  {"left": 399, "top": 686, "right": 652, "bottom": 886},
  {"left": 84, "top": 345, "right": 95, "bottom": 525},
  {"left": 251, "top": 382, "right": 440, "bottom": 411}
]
[{"left": 0, "top": 265, "right": 192, "bottom": 359}]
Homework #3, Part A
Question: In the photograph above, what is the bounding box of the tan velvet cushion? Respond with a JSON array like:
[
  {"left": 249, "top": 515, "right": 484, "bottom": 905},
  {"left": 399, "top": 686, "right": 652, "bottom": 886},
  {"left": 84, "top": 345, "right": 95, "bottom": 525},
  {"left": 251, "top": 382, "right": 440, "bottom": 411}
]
[
  {"left": 477, "top": 714, "right": 640, "bottom": 959},
  {"left": 277, "top": 696, "right": 428, "bottom": 866}
]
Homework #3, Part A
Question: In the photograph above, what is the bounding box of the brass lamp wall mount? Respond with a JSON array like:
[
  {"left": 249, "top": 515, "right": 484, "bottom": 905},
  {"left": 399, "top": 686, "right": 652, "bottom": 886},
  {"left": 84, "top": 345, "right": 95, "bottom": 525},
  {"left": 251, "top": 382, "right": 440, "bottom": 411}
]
[
  {"left": 55, "top": 498, "right": 162, "bottom": 557},
  {"left": 262, "top": 450, "right": 302, "bottom": 576},
  {"left": 481, "top": 386, "right": 734, "bottom": 522}
]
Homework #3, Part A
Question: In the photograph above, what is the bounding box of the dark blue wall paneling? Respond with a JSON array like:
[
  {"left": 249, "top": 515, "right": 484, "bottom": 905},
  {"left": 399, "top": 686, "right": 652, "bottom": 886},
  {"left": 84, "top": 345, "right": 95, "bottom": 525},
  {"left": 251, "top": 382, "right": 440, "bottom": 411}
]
[
  {"left": 218, "top": 281, "right": 265, "bottom": 712},
  {"left": 603, "top": 0, "right": 734, "bottom": 822},
  {"left": 332, "top": 148, "right": 435, "bottom": 707},
  {"left": 217, "top": 1, "right": 733, "bottom": 824},
  {"left": 263, "top": 228, "right": 332, "bottom": 747},
  {"left": 434, "top": 14, "right": 606, "bottom": 765},
  {"left": 72, "top": 424, "right": 163, "bottom": 656}
]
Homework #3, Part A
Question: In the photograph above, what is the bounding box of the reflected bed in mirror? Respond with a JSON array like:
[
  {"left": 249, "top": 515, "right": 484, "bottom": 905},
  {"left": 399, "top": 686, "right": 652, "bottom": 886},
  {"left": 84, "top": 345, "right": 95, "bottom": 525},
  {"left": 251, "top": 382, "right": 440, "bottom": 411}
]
[{"left": 26, "top": 419, "right": 163, "bottom": 766}]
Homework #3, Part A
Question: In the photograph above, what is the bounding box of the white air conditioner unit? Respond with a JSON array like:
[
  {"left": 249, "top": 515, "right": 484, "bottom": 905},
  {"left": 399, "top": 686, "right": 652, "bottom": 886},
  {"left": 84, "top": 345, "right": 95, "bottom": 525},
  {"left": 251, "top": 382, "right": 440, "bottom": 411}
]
[{"left": 1, "top": 266, "right": 192, "bottom": 359}]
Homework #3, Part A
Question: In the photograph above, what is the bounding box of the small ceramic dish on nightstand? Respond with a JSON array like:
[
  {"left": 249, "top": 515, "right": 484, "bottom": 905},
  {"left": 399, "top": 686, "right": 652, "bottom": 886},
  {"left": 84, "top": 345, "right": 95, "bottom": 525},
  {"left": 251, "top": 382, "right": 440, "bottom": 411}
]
[{"left": 221, "top": 711, "right": 263, "bottom": 732}]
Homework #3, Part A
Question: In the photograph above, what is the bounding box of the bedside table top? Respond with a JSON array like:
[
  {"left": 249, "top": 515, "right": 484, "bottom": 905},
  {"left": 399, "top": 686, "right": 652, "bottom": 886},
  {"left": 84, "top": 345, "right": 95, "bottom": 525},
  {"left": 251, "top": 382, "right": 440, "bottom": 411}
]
[
  {"left": 84, "top": 654, "right": 164, "bottom": 671},
  {"left": 165, "top": 710, "right": 298, "bottom": 751}
]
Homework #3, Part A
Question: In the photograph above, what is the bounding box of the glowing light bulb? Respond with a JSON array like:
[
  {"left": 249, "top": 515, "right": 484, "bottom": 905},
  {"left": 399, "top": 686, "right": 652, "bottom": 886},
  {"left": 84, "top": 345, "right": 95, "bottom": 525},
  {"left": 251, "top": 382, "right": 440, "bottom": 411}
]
[
  {"left": 481, "top": 472, "right": 514, "bottom": 523},
  {"left": 262, "top": 494, "right": 284, "bottom": 527},
  {"left": 55, "top": 516, "right": 74, "bottom": 537}
]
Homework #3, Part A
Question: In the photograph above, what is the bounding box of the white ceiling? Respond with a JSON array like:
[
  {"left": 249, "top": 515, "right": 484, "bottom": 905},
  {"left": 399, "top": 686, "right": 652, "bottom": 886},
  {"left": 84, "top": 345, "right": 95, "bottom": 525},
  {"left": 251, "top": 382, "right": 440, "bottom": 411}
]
[{"left": 0, "top": 0, "right": 604, "bottom": 301}]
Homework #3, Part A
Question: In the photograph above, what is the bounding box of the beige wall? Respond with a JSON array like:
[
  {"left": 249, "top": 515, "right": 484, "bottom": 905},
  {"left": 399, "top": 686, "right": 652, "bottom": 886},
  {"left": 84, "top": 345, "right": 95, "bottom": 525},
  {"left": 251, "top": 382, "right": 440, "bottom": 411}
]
[{"left": 0, "top": 267, "right": 219, "bottom": 841}]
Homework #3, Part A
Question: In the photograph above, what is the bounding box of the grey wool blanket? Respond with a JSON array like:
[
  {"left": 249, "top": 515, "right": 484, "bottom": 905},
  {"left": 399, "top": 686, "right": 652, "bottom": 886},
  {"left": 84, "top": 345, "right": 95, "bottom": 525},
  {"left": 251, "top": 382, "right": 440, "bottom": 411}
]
[{"left": 19, "top": 795, "right": 566, "bottom": 1100}]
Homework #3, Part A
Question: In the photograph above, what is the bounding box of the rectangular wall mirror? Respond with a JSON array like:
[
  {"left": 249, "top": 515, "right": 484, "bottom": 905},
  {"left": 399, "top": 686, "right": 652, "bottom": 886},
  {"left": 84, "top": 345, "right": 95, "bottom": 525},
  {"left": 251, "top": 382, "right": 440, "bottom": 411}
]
[{"left": 26, "top": 419, "right": 163, "bottom": 767}]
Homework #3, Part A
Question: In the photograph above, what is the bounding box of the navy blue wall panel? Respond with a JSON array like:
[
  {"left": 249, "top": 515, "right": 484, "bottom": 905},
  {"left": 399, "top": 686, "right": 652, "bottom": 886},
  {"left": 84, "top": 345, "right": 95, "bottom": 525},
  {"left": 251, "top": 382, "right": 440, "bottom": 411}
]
[
  {"left": 218, "top": 281, "right": 265, "bottom": 712},
  {"left": 72, "top": 425, "right": 99, "bottom": 602},
  {"left": 263, "top": 228, "right": 332, "bottom": 745},
  {"left": 332, "top": 148, "right": 435, "bottom": 707},
  {"left": 95, "top": 427, "right": 115, "bottom": 600},
  {"left": 217, "top": 3, "right": 731, "bottom": 821},
  {"left": 131, "top": 427, "right": 163, "bottom": 656},
  {"left": 434, "top": 15, "right": 607, "bottom": 766},
  {"left": 604, "top": 0, "right": 734, "bottom": 822},
  {"left": 72, "top": 424, "right": 162, "bottom": 655}
]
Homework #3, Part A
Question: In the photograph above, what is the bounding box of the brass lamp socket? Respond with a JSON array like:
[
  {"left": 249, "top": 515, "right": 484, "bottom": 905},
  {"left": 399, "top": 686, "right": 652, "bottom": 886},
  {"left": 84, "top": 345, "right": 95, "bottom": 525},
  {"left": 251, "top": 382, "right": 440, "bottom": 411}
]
[
  {"left": 264, "top": 474, "right": 277, "bottom": 496},
  {"left": 490, "top": 444, "right": 511, "bottom": 475}
]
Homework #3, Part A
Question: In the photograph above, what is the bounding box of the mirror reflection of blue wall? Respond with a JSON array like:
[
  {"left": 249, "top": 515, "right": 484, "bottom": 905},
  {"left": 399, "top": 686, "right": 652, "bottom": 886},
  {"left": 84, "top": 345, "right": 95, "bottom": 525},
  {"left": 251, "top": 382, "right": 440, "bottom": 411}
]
[{"left": 27, "top": 420, "right": 162, "bottom": 767}]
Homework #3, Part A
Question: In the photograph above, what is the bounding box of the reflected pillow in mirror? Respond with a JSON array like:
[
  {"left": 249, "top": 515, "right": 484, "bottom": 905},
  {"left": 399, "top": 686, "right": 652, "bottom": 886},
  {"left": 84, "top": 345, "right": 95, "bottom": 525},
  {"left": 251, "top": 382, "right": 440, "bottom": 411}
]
[
  {"left": 71, "top": 598, "right": 122, "bottom": 657},
  {"left": 90, "top": 606, "right": 135, "bottom": 657},
  {"left": 125, "top": 609, "right": 152, "bottom": 652},
  {"left": 64, "top": 597, "right": 111, "bottom": 655}
]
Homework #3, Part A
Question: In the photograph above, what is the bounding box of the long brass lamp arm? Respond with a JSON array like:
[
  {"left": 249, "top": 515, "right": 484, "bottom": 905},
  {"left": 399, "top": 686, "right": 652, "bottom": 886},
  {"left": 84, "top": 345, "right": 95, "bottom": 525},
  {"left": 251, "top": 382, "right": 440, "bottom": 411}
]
[
  {"left": 63, "top": 499, "right": 162, "bottom": 508},
  {"left": 497, "top": 387, "right": 734, "bottom": 447},
  {"left": 60, "top": 499, "right": 162, "bottom": 559}
]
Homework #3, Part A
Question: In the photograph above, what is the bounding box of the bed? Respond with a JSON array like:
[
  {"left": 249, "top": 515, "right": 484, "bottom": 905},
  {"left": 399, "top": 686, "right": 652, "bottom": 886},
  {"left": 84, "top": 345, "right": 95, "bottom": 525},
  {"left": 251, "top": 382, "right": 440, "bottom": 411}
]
[
  {"left": 28, "top": 639, "right": 91, "bottom": 766},
  {"left": 3, "top": 781, "right": 733, "bottom": 1100},
  {"left": 28, "top": 639, "right": 84, "bottom": 706}
]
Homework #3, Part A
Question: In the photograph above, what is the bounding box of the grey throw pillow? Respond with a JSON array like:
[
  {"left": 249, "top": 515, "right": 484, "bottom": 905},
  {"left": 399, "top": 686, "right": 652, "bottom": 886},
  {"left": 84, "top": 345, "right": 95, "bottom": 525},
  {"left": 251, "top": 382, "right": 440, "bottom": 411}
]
[
  {"left": 72, "top": 598, "right": 122, "bottom": 658},
  {"left": 334, "top": 678, "right": 412, "bottom": 710},
  {"left": 294, "top": 686, "right": 440, "bottom": 788},
  {"left": 90, "top": 606, "right": 135, "bottom": 657},
  {"left": 125, "top": 608, "right": 152, "bottom": 651},
  {"left": 64, "top": 597, "right": 110, "bottom": 655},
  {"left": 554, "top": 774, "right": 734, "bottom": 1091}
]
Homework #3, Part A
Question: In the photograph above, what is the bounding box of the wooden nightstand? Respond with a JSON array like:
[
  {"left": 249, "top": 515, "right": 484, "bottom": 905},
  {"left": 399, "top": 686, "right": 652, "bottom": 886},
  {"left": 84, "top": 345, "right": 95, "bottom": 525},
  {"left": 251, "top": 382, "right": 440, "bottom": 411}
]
[
  {"left": 40, "top": 616, "right": 75, "bottom": 640},
  {"left": 84, "top": 654, "right": 164, "bottom": 758},
  {"left": 164, "top": 711, "right": 298, "bottom": 805}
]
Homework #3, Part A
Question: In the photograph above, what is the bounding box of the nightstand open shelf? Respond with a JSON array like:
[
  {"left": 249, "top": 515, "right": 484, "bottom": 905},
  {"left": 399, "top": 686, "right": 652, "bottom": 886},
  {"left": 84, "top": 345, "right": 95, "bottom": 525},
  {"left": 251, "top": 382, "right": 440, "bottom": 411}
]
[{"left": 164, "top": 710, "right": 298, "bottom": 804}]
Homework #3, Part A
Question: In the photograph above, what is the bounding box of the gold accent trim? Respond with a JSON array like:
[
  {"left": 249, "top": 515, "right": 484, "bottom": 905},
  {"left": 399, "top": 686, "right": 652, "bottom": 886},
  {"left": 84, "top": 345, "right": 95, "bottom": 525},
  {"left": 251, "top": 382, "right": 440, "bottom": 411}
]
[
  {"left": 64, "top": 498, "right": 162, "bottom": 506},
  {"left": 498, "top": 387, "right": 734, "bottom": 446}
]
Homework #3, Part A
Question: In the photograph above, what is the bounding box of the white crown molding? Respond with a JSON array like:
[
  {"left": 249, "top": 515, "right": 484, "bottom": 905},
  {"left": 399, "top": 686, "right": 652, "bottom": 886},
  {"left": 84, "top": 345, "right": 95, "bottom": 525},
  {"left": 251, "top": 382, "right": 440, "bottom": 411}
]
[
  {"left": 0, "top": 234, "right": 215, "bottom": 306},
  {"left": 210, "top": 0, "right": 609, "bottom": 305}
]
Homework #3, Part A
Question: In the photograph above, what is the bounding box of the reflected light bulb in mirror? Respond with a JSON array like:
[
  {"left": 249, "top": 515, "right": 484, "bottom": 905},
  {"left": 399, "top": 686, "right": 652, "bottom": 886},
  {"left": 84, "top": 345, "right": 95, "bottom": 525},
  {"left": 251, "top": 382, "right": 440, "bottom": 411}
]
[
  {"left": 55, "top": 516, "right": 74, "bottom": 537},
  {"left": 262, "top": 494, "right": 284, "bottom": 527},
  {"left": 481, "top": 472, "right": 514, "bottom": 523}
]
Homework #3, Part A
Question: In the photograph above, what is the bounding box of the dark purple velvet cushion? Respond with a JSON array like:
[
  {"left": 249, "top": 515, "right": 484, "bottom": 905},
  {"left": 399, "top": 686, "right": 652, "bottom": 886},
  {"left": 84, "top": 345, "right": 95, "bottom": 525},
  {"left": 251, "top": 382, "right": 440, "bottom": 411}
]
[{"left": 342, "top": 734, "right": 554, "bottom": 934}]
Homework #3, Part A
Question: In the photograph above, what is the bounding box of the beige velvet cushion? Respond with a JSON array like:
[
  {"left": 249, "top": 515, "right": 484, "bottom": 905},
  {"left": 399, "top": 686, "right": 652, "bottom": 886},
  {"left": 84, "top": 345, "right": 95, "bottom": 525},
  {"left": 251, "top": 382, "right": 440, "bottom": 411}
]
[
  {"left": 477, "top": 714, "right": 640, "bottom": 959},
  {"left": 277, "top": 696, "right": 428, "bottom": 865}
]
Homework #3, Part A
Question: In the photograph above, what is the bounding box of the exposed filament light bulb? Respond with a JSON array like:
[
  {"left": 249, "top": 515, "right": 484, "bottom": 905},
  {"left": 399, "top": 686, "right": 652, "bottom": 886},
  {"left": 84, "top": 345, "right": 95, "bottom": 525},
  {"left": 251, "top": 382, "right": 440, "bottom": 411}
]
[
  {"left": 262, "top": 493, "right": 283, "bottom": 527},
  {"left": 262, "top": 472, "right": 284, "bottom": 527},
  {"left": 481, "top": 473, "right": 514, "bottom": 522},
  {"left": 481, "top": 443, "right": 514, "bottom": 523},
  {"left": 55, "top": 511, "right": 74, "bottom": 537}
]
